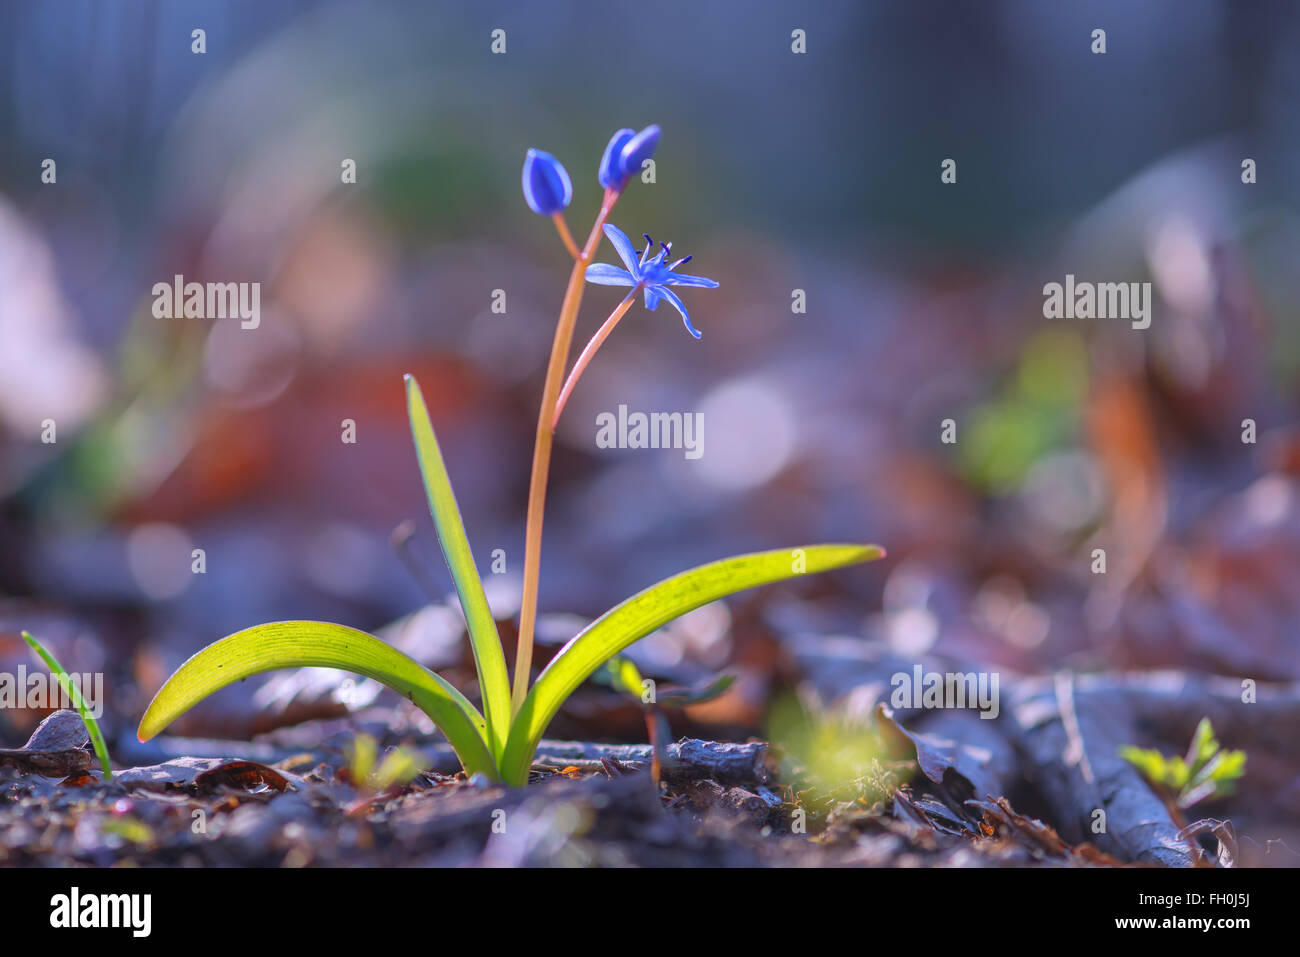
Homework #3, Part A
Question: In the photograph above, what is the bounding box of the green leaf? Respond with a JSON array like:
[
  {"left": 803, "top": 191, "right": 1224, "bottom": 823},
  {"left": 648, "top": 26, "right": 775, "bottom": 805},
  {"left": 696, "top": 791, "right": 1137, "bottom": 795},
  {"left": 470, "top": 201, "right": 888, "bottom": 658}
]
[
  {"left": 659, "top": 673, "right": 736, "bottom": 709},
  {"left": 1208, "top": 748, "right": 1247, "bottom": 782},
  {"left": 405, "top": 374, "right": 512, "bottom": 760},
  {"left": 500, "top": 543, "right": 885, "bottom": 785},
  {"left": 1186, "top": 746, "right": 1246, "bottom": 795},
  {"left": 598, "top": 655, "right": 648, "bottom": 700},
  {"left": 1185, "top": 717, "right": 1218, "bottom": 775},
  {"left": 1166, "top": 755, "right": 1190, "bottom": 790},
  {"left": 136, "top": 621, "right": 498, "bottom": 779},
  {"left": 349, "top": 732, "right": 379, "bottom": 785},
  {"left": 1124, "top": 717, "right": 1246, "bottom": 811},
  {"left": 1119, "top": 746, "right": 1168, "bottom": 785},
  {"left": 22, "top": 631, "right": 114, "bottom": 782},
  {"left": 371, "top": 745, "right": 428, "bottom": 791}
]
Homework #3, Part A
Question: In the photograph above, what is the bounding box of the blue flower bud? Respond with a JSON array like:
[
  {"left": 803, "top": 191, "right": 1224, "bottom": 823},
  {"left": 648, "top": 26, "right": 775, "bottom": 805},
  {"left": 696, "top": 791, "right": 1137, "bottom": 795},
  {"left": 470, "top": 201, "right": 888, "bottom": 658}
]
[
  {"left": 598, "top": 128, "right": 635, "bottom": 189},
  {"left": 521, "top": 148, "right": 573, "bottom": 215},
  {"left": 617, "top": 125, "right": 660, "bottom": 182}
]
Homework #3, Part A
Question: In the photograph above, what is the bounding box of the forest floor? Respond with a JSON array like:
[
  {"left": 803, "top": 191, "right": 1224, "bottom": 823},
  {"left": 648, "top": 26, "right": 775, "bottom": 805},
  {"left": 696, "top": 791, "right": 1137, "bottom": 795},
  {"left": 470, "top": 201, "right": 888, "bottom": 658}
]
[{"left": 2, "top": 664, "right": 1295, "bottom": 868}]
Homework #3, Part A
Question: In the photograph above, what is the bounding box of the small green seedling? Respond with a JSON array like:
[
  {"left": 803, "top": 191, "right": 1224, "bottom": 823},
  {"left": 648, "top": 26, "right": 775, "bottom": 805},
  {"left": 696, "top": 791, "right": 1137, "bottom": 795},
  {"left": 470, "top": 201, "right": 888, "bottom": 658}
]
[
  {"left": 597, "top": 653, "right": 735, "bottom": 783},
  {"left": 597, "top": 653, "right": 736, "bottom": 711},
  {"left": 21, "top": 630, "right": 113, "bottom": 781},
  {"left": 768, "top": 694, "right": 898, "bottom": 803},
  {"left": 346, "top": 733, "right": 428, "bottom": 794},
  {"left": 1121, "top": 717, "right": 1246, "bottom": 811},
  {"left": 100, "top": 816, "right": 153, "bottom": 845}
]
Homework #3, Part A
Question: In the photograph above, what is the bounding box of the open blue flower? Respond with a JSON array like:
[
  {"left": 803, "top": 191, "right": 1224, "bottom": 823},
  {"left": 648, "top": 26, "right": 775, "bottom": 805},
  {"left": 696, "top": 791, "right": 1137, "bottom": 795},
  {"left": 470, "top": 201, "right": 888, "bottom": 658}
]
[{"left": 584, "top": 224, "right": 719, "bottom": 338}]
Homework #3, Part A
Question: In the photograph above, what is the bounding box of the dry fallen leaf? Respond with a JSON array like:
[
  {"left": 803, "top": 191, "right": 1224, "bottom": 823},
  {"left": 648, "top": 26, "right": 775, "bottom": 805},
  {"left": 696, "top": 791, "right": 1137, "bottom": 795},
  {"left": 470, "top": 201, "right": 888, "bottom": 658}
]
[
  {"left": 0, "top": 710, "right": 92, "bottom": 777},
  {"left": 113, "top": 756, "right": 299, "bottom": 795}
]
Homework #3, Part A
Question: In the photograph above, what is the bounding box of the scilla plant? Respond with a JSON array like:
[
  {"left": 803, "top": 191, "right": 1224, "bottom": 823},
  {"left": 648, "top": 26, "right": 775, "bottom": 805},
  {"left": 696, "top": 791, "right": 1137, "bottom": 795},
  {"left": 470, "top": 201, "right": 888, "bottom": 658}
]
[{"left": 137, "top": 125, "right": 885, "bottom": 785}]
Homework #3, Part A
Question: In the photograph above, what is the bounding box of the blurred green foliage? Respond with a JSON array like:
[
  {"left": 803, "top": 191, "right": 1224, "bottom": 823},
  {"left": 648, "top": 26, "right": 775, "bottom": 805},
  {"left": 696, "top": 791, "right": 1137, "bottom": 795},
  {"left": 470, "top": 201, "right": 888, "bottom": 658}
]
[
  {"left": 1121, "top": 717, "right": 1247, "bottom": 810},
  {"left": 959, "top": 328, "right": 1089, "bottom": 492}
]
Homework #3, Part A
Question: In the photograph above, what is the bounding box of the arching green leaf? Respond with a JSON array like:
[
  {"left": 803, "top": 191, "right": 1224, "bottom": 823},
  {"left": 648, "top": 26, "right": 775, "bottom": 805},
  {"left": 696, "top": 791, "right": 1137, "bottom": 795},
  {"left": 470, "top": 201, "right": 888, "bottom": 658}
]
[
  {"left": 137, "top": 621, "right": 497, "bottom": 779},
  {"left": 500, "top": 544, "right": 884, "bottom": 784}
]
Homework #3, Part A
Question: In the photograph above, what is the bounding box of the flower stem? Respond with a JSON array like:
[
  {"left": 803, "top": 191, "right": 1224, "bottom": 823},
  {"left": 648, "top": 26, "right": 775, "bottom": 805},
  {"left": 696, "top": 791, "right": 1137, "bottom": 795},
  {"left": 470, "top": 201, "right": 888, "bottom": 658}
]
[
  {"left": 513, "top": 188, "right": 618, "bottom": 713},
  {"left": 551, "top": 212, "right": 580, "bottom": 260},
  {"left": 552, "top": 291, "right": 637, "bottom": 431}
]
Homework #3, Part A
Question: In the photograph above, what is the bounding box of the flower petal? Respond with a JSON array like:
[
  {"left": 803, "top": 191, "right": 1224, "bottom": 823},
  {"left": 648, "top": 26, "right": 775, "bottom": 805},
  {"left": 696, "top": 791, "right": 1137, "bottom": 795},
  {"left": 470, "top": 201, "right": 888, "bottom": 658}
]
[
  {"left": 644, "top": 286, "right": 661, "bottom": 310},
  {"left": 585, "top": 263, "right": 636, "bottom": 286},
  {"left": 664, "top": 273, "right": 720, "bottom": 289},
  {"left": 656, "top": 286, "right": 702, "bottom": 339},
  {"left": 602, "top": 224, "right": 642, "bottom": 275}
]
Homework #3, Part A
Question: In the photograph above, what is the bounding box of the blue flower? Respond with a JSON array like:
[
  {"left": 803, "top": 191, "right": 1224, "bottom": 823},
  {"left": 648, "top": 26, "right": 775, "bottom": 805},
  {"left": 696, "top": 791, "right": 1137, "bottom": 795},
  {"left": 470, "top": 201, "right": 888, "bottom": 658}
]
[
  {"left": 522, "top": 149, "right": 572, "bottom": 215},
  {"left": 598, "top": 128, "right": 635, "bottom": 189},
  {"left": 585, "top": 223, "right": 719, "bottom": 338},
  {"left": 597, "top": 125, "right": 660, "bottom": 190}
]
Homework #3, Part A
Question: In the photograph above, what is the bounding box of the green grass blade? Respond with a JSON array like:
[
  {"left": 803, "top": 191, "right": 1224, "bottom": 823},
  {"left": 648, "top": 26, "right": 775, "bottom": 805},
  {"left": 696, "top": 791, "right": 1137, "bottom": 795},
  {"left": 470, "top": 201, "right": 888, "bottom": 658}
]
[
  {"left": 21, "top": 631, "right": 113, "bottom": 781},
  {"left": 405, "top": 374, "right": 512, "bottom": 759},
  {"left": 136, "top": 621, "right": 498, "bottom": 779},
  {"left": 501, "top": 543, "right": 885, "bottom": 785}
]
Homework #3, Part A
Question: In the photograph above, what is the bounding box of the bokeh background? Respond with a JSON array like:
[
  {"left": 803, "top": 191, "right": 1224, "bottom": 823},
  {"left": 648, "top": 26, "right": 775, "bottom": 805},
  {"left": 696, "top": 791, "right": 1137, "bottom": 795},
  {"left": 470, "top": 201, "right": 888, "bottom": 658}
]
[{"left": 1, "top": 0, "right": 1299, "bottom": 776}]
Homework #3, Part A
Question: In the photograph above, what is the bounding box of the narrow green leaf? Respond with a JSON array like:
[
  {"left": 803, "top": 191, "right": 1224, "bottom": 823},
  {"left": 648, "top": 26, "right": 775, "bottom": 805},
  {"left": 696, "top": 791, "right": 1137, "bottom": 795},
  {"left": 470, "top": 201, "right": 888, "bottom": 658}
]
[
  {"left": 1186, "top": 746, "right": 1246, "bottom": 795},
  {"left": 136, "top": 621, "right": 498, "bottom": 779},
  {"left": 1186, "top": 716, "right": 1218, "bottom": 774},
  {"left": 405, "top": 374, "right": 512, "bottom": 759},
  {"left": 659, "top": 673, "right": 736, "bottom": 709},
  {"left": 1208, "top": 748, "right": 1246, "bottom": 783},
  {"left": 501, "top": 543, "right": 885, "bottom": 785},
  {"left": 22, "top": 631, "right": 114, "bottom": 781},
  {"left": 598, "top": 655, "right": 647, "bottom": 700},
  {"left": 349, "top": 732, "right": 378, "bottom": 785}
]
